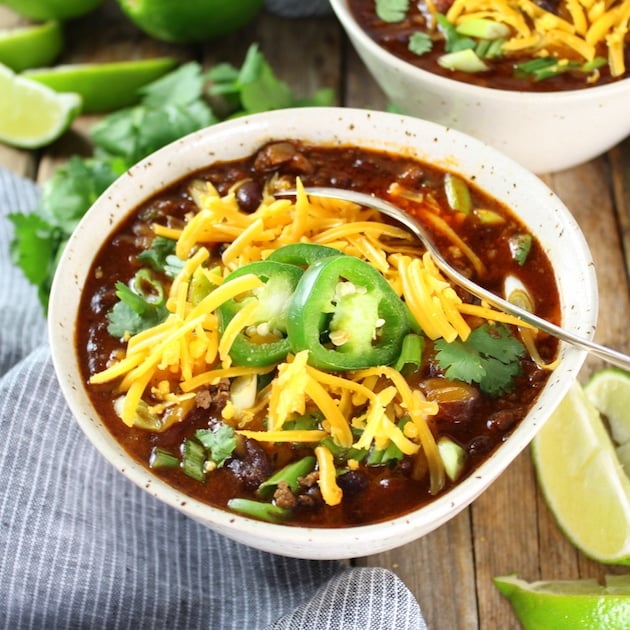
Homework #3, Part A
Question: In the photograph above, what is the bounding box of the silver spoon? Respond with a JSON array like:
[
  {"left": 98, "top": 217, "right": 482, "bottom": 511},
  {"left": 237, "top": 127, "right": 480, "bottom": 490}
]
[{"left": 277, "top": 186, "right": 630, "bottom": 371}]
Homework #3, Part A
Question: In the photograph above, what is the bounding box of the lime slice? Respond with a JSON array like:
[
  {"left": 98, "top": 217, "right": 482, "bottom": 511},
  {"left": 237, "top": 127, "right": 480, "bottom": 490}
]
[
  {"left": 0, "top": 21, "right": 63, "bottom": 72},
  {"left": 494, "top": 574, "right": 630, "bottom": 629},
  {"left": 0, "top": 63, "right": 81, "bottom": 149},
  {"left": 531, "top": 381, "right": 630, "bottom": 564},
  {"left": 585, "top": 368, "right": 630, "bottom": 471},
  {"left": 23, "top": 57, "right": 178, "bottom": 113},
  {"left": 116, "top": 0, "right": 264, "bottom": 43},
  {"left": 0, "top": 0, "right": 103, "bottom": 20}
]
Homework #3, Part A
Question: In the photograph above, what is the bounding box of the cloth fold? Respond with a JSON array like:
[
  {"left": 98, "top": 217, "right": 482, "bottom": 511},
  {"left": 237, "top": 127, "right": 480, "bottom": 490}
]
[{"left": 0, "top": 166, "right": 426, "bottom": 630}]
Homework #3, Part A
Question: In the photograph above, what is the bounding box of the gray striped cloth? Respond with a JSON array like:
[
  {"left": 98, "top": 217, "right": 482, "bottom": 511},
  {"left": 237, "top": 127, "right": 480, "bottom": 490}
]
[{"left": 0, "top": 166, "right": 427, "bottom": 630}]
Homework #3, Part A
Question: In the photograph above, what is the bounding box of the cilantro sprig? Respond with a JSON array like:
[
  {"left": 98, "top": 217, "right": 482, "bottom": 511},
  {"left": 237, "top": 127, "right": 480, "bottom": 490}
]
[
  {"left": 434, "top": 323, "right": 526, "bottom": 396},
  {"left": 375, "top": 0, "right": 409, "bottom": 22},
  {"left": 9, "top": 44, "right": 335, "bottom": 311},
  {"left": 107, "top": 269, "right": 169, "bottom": 338}
]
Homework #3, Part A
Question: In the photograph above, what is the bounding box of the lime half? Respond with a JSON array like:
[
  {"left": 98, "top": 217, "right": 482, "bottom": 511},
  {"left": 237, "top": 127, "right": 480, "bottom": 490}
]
[
  {"left": 23, "top": 57, "right": 178, "bottom": 112},
  {"left": 494, "top": 574, "right": 630, "bottom": 629},
  {"left": 585, "top": 368, "right": 630, "bottom": 472},
  {"left": 0, "top": 63, "right": 81, "bottom": 149},
  {"left": 0, "top": 21, "right": 63, "bottom": 72},
  {"left": 532, "top": 381, "right": 630, "bottom": 564},
  {"left": 1, "top": 0, "right": 103, "bottom": 20},
  {"left": 116, "top": 0, "right": 264, "bottom": 43}
]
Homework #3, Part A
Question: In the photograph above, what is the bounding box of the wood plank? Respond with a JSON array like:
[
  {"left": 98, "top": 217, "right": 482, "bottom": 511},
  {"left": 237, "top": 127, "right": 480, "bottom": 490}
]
[
  {"left": 548, "top": 157, "right": 630, "bottom": 376},
  {"left": 356, "top": 510, "right": 479, "bottom": 628},
  {"left": 610, "top": 137, "right": 630, "bottom": 282}
]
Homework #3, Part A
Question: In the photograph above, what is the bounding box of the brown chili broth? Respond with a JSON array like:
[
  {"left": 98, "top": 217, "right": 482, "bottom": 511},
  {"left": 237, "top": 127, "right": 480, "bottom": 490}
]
[
  {"left": 348, "top": 0, "right": 628, "bottom": 92},
  {"left": 78, "top": 141, "right": 560, "bottom": 527}
]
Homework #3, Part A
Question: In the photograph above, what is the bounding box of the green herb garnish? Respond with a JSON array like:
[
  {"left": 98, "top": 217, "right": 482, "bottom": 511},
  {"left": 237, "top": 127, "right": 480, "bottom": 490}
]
[
  {"left": 514, "top": 56, "right": 607, "bottom": 81},
  {"left": 195, "top": 425, "right": 238, "bottom": 469},
  {"left": 508, "top": 233, "right": 533, "bottom": 266},
  {"left": 375, "top": 0, "right": 409, "bottom": 22},
  {"left": 434, "top": 323, "right": 526, "bottom": 396},
  {"left": 106, "top": 269, "right": 169, "bottom": 338},
  {"left": 408, "top": 31, "right": 433, "bottom": 56},
  {"left": 9, "top": 44, "right": 335, "bottom": 312},
  {"left": 436, "top": 14, "right": 476, "bottom": 53}
]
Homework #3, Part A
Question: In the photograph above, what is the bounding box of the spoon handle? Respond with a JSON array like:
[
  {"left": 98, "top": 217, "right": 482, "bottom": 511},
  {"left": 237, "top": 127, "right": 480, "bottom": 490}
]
[
  {"left": 435, "top": 260, "right": 630, "bottom": 371},
  {"left": 278, "top": 187, "right": 630, "bottom": 371}
]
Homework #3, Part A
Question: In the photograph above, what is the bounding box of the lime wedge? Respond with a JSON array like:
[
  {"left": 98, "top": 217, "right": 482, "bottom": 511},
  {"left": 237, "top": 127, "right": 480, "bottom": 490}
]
[
  {"left": 531, "top": 381, "right": 630, "bottom": 564},
  {"left": 585, "top": 368, "right": 630, "bottom": 471},
  {"left": 0, "top": 63, "right": 81, "bottom": 149},
  {"left": 0, "top": 21, "right": 63, "bottom": 72},
  {"left": 1, "top": 0, "right": 103, "bottom": 20},
  {"left": 116, "top": 0, "right": 264, "bottom": 43},
  {"left": 494, "top": 574, "right": 630, "bottom": 629},
  {"left": 23, "top": 57, "right": 178, "bottom": 113}
]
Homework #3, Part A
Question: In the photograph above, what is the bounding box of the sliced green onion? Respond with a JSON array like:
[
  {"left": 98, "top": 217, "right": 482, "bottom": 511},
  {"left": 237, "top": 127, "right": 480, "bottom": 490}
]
[
  {"left": 436, "top": 14, "right": 476, "bottom": 53},
  {"left": 181, "top": 438, "right": 206, "bottom": 482},
  {"left": 258, "top": 455, "right": 316, "bottom": 498},
  {"left": 393, "top": 333, "right": 424, "bottom": 374},
  {"left": 283, "top": 411, "right": 324, "bottom": 431},
  {"left": 227, "top": 498, "right": 292, "bottom": 523},
  {"left": 508, "top": 233, "right": 533, "bottom": 266},
  {"left": 474, "top": 208, "right": 505, "bottom": 225},
  {"left": 439, "top": 48, "right": 489, "bottom": 73},
  {"left": 485, "top": 38, "right": 505, "bottom": 59},
  {"left": 444, "top": 172, "right": 473, "bottom": 213},
  {"left": 513, "top": 56, "right": 602, "bottom": 81},
  {"left": 456, "top": 18, "right": 510, "bottom": 40},
  {"left": 319, "top": 436, "right": 368, "bottom": 463},
  {"left": 437, "top": 437, "right": 467, "bottom": 481},
  {"left": 149, "top": 447, "right": 179, "bottom": 469}
]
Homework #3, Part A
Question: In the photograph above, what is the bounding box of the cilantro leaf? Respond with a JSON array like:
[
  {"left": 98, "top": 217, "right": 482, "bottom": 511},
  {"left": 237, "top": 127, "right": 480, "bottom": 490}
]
[
  {"left": 138, "top": 61, "right": 205, "bottom": 107},
  {"left": 207, "top": 43, "right": 334, "bottom": 117},
  {"left": 91, "top": 100, "right": 216, "bottom": 165},
  {"left": 40, "top": 157, "right": 121, "bottom": 232},
  {"left": 8, "top": 212, "right": 61, "bottom": 287},
  {"left": 196, "top": 425, "right": 237, "bottom": 468},
  {"left": 136, "top": 235, "right": 177, "bottom": 272},
  {"left": 408, "top": 32, "right": 433, "bottom": 56},
  {"left": 107, "top": 270, "right": 168, "bottom": 338},
  {"left": 375, "top": 0, "right": 409, "bottom": 22},
  {"left": 434, "top": 323, "right": 525, "bottom": 396},
  {"left": 434, "top": 337, "right": 487, "bottom": 383},
  {"left": 8, "top": 156, "right": 120, "bottom": 310}
]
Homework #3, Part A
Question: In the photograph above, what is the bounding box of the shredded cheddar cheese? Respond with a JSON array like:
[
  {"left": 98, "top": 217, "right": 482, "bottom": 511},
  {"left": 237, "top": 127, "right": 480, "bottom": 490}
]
[
  {"left": 315, "top": 445, "right": 343, "bottom": 506},
  {"left": 444, "top": 0, "right": 630, "bottom": 76},
  {"left": 90, "top": 175, "right": 551, "bottom": 507}
]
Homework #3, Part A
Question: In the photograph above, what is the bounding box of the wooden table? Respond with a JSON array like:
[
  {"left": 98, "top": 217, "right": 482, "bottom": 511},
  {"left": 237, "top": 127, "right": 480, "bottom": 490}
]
[{"left": 2, "top": 3, "right": 629, "bottom": 627}]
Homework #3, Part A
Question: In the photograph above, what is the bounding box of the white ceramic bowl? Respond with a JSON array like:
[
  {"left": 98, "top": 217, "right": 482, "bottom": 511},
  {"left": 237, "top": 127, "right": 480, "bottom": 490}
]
[
  {"left": 49, "top": 107, "right": 597, "bottom": 559},
  {"left": 330, "top": 0, "right": 630, "bottom": 174}
]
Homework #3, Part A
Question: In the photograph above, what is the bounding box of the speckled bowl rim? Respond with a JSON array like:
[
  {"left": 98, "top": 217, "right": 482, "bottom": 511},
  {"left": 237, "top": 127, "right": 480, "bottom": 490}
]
[{"left": 49, "top": 107, "right": 597, "bottom": 559}]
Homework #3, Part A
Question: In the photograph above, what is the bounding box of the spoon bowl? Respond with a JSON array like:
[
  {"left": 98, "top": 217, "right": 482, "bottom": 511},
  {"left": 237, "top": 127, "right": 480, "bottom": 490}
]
[{"left": 279, "top": 187, "right": 630, "bottom": 371}]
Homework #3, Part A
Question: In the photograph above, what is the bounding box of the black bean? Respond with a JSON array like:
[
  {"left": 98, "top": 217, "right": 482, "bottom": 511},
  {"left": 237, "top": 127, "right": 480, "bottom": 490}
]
[
  {"left": 227, "top": 439, "right": 272, "bottom": 490},
  {"left": 235, "top": 180, "right": 263, "bottom": 213},
  {"left": 467, "top": 435, "right": 494, "bottom": 456},
  {"left": 337, "top": 470, "right": 369, "bottom": 496},
  {"left": 486, "top": 409, "right": 520, "bottom": 433}
]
